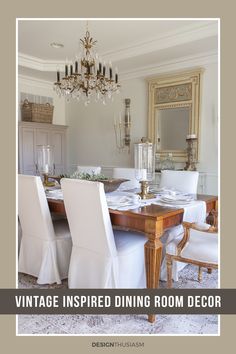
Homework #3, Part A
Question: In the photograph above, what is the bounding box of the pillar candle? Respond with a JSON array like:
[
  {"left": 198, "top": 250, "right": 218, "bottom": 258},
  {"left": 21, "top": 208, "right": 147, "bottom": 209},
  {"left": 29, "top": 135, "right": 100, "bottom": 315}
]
[{"left": 75, "top": 61, "right": 78, "bottom": 73}]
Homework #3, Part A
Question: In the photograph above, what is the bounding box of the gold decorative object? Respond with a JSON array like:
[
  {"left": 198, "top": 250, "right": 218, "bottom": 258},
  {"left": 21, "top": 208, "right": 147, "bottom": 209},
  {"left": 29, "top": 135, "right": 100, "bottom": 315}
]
[
  {"left": 138, "top": 180, "right": 155, "bottom": 200},
  {"left": 184, "top": 135, "right": 198, "bottom": 171},
  {"left": 53, "top": 22, "right": 121, "bottom": 105},
  {"left": 42, "top": 173, "right": 55, "bottom": 187}
]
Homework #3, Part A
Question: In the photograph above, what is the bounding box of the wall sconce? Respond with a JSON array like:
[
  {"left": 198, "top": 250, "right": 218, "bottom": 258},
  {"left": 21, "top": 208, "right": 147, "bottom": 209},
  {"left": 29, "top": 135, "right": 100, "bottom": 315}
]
[{"left": 114, "top": 98, "right": 131, "bottom": 153}]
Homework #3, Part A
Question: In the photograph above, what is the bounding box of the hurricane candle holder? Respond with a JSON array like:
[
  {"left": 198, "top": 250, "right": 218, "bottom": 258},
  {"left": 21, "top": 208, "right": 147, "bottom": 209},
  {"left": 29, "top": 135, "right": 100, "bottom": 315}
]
[
  {"left": 36, "top": 145, "right": 55, "bottom": 187},
  {"left": 134, "top": 139, "right": 155, "bottom": 199}
]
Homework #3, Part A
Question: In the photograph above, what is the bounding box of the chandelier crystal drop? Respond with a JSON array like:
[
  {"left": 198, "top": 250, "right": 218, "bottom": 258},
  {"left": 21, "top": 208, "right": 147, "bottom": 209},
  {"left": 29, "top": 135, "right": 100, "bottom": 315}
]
[{"left": 53, "top": 27, "right": 121, "bottom": 105}]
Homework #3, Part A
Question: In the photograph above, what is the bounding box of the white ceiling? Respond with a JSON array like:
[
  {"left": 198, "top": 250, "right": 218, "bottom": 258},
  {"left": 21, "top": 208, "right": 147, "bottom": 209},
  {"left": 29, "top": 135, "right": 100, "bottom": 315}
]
[{"left": 18, "top": 19, "right": 218, "bottom": 82}]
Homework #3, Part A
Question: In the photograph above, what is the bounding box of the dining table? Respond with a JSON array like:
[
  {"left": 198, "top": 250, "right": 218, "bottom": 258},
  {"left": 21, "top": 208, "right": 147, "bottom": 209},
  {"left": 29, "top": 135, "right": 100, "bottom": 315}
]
[{"left": 47, "top": 192, "right": 218, "bottom": 323}]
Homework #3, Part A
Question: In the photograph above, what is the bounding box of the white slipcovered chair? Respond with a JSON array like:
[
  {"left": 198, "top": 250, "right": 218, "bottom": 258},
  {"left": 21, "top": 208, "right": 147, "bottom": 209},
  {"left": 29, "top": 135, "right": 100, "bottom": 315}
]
[
  {"left": 159, "top": 170, "right": 199, "bottom": 194},
  {"left": 77, "top": 166, "right": 101, "bottom": 175},
  {"left": 159, "top": 170, "right": 200, "bottom": 281},
  {"left": 18, "top": 218, "right": 22, "bottom": 256},
  {"left": 18, "top": 175, "right": 72, "bottom": 284},
  {"left": 112, "top": 167, "right": 140, "bottom": 190},
  {"left": 61, "top": 178, "right": 147, "bottom": 288},
  {"left": 166, "top": 222, "right": 218, "bottom": 287}
]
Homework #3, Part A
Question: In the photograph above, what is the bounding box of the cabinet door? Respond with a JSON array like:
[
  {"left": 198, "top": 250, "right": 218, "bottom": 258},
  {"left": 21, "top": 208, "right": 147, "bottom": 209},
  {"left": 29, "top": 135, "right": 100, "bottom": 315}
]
[
  {"left": 35, "top": 128, "right": 50, "bottom": 146},
  {"left": 19, "top": 127, "right": 36, "bottom": 175},
  {"left": 51, "top": 129, "right": 66, "bottom": 175}
]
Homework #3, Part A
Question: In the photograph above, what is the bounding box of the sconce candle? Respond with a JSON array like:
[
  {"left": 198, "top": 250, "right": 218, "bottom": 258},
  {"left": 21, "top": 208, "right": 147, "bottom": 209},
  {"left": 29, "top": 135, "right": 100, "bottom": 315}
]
[
  {"left": 75, "top": 61, "right": 78, "bottom": 73},
  {"left": 65, "top": 65, "right": 68, "bottom": 77},
  {"left": 57, "top": 71, "right": 60, "bottom": 83}
]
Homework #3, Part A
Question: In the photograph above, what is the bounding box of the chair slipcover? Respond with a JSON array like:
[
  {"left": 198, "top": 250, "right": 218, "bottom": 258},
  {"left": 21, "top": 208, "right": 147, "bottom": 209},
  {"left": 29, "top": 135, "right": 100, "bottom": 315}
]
[
  {"left": 77, "top": 166, "right": 101, "bottom": 175},
  {"left": 61, "top": 178, "right": 147, "bottom": 288},
  {"left": 18, "top": 218, "right": 22, "bottom": 256},
  {"left": 166, "top": 225, "right": 218, "bottom": 264},
  {"left": 18, "top": 175, "right": 72, "bottom": 284},
  {"left": 159, "top": 170, "right": 199, "bottom": 194},
  {"left": 113, "top": 167, "right": 140, "bottom": 190},
  {"left": 159, "top": 170, "right": 200, "bottom": 281}
]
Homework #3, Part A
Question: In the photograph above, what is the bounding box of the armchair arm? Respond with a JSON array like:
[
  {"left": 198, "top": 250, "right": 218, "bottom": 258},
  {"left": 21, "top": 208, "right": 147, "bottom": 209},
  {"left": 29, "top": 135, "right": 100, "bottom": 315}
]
[
  {"left": 183, "top": 221, "right": 218, "bottom": 233},
  {"left": 176, "top": 222, "right": 218, "bottom": 255},
  {"left": 206, "top": 209, "right": 218, "bottom": 228}
]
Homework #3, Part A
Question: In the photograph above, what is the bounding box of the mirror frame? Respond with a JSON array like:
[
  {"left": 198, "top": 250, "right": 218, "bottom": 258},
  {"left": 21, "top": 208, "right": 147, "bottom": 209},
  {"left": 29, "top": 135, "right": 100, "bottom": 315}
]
[{"left": 148, "top": 68, "right": 203, "bottom": 162}]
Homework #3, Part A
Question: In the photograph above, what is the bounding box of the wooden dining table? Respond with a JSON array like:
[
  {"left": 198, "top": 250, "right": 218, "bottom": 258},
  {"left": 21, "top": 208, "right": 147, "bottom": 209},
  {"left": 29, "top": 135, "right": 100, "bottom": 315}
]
[{"left": 48, "top": 193, "right": 218, "bottom": 323}]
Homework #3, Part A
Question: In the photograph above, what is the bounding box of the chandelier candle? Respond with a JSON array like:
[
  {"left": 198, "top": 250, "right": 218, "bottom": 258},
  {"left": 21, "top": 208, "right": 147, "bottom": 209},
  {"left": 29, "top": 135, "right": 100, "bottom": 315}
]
[
  {"left": 57, "top": 71, "right": 60, "bottom": 83},
  {"left": 54, "top": 25, "right": 121, "bottom": 104}
]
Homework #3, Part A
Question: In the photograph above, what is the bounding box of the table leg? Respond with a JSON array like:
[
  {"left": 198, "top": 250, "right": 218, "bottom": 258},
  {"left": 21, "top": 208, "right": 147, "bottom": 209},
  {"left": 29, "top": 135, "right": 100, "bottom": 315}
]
[{"left": 145, "top": 237, "right": 163, "bottom": 323}]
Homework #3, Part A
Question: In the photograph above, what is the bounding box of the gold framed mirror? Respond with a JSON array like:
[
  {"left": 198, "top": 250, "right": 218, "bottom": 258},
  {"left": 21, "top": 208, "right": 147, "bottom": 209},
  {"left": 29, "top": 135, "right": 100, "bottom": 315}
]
[{"left": 148, "top": 69, "right": 203, "bottom": 162}]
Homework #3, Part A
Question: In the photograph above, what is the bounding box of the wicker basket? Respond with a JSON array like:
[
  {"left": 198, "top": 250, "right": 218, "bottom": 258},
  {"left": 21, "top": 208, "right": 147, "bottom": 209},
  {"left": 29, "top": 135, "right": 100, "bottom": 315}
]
[{"left": 21, "top": 99, "right": 54, "bottom": 123}]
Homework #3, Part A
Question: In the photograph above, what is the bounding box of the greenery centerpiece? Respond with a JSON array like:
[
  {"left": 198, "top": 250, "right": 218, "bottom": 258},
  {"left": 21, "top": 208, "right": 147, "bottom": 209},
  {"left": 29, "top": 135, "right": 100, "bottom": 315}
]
[{"left": 69, "top": 171, "right": 109, "bottom": 181}]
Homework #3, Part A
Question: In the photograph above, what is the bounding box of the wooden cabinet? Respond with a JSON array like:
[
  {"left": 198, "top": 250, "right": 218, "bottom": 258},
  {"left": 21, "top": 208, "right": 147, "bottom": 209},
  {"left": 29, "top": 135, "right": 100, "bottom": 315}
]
[{"left": 18, "top": 121, "right": 67, "bottom": 175}]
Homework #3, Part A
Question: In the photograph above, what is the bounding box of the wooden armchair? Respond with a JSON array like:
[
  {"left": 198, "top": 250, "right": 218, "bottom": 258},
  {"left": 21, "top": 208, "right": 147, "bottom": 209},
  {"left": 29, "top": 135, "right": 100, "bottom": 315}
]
[{"left": 166, "top": 222, "right": 218, "bottom": 288}]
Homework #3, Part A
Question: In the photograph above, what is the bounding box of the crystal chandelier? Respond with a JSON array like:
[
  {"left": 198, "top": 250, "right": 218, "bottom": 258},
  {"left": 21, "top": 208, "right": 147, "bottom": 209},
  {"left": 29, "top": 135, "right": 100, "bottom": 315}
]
[{"left": 53, "top": 24, "right": 121, "bottom": 105}]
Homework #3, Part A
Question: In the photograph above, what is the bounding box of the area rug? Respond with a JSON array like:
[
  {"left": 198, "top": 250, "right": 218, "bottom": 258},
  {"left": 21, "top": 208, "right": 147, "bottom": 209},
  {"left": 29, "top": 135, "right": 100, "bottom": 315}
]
[{"left": 17, "top": 265, "right": 219, "bottom": 335}]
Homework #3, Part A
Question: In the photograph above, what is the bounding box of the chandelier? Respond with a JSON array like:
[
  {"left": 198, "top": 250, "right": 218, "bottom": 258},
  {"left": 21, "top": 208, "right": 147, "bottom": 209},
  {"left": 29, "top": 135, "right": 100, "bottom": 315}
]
[{"left": 53, "top": 24, "right": 121, "bottom": 105}]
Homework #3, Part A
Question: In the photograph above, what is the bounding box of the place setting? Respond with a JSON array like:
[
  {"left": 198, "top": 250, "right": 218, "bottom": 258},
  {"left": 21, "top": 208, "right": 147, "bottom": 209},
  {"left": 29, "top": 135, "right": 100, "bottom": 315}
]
[{"left": 106, "top": 191, "right": 142, "bottom": 210}]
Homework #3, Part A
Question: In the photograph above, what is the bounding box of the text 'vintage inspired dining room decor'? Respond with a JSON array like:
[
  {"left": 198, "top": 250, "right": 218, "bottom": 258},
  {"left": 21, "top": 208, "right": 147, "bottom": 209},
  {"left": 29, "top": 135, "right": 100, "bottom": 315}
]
[{"left": 53, "top": 22, "right": 121, "bottom": 105}]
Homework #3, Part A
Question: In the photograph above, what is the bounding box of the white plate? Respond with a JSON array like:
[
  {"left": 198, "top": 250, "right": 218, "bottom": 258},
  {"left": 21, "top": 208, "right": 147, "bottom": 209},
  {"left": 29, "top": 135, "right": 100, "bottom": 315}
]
[{"left": 159, "top": 198, "right": 192, "bottom": 205}]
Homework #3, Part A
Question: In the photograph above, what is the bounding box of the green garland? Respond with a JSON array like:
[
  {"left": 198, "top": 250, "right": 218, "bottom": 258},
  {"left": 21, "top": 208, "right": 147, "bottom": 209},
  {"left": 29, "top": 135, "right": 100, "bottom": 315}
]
[{"left": 60, "top": 171, "right": 108, "bottom": 181}]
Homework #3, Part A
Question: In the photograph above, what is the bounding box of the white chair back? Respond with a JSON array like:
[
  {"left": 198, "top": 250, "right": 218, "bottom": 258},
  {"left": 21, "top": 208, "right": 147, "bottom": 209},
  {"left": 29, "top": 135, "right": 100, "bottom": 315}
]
[
  {"left": 18, "top": 175, "right": 55, "bottom": 241},
  {"left": 61, "top": 178, "right": 116, "bottom": 255},
  {"left": 18, "top": 174, "right": 72, "bottom": 284},
  {"left": 77, "top": 166, "right": 101, "bottom": 175},
  {"left": 61, "top": 178, "right": 119, "bottom": 288},
  {"left": 159, "top": 170, "right": 199, "bottom": 194},
  {"left": 113, "top": 167, "right": 140, "bottom": 190}
]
